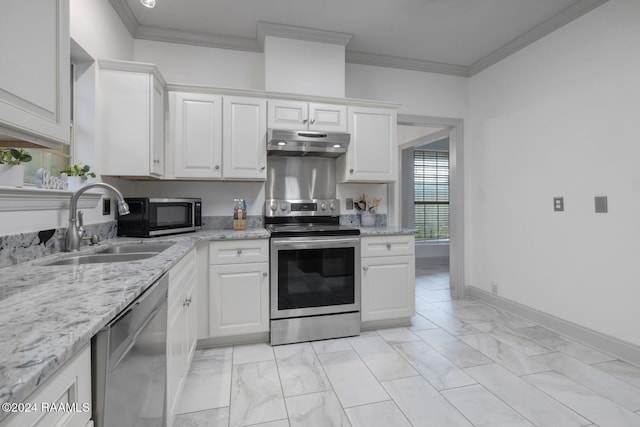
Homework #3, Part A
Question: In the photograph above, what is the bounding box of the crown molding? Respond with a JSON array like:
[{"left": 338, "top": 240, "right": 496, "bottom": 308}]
[
  {"left": 135, "top": 25, "right": 261, "bottom": 52},
  {"left": 256, "top": 22, "right": 352, "bottom": 48},
  {"left": 108, "top": 0, "right": 138, "bottom": 37},
  {"left": 346, "top": 51, "right": 470, "bottom": 77},
  {"left": 469, "top": 0, "right": 609, "bottom": 76},
  {"left": 109, "top": 0, "right": 609, "bottom": 78}
]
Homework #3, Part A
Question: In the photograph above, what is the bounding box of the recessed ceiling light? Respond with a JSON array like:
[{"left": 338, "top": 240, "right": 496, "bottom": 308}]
[
  {"left": 332, "top": 144, "right": 341, "bottom": 148},
  {"left": 141, "top": 0, "right": 156, "bottom": 8},
  {"left": 277, "top": 141, "right": 287, "bottom": 146}
]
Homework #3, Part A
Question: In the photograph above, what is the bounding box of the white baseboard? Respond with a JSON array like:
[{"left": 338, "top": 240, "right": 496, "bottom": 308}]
[{"left": 465, "top": 286, "right": 640, "bottom": 367}]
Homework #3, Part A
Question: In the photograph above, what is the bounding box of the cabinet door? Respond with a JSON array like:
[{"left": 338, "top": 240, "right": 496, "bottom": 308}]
[
  {"left": 209, "top": 262, "right": 269, "bottom": 337},
  {"left": 173, "top": 92, "right": 222, "bottom": 178},
  {"left": 361, "top": 255, "right": 415, "bottom": 322},
  {"left": 99, "top": 69, "right": 152, "bottom": 176},
  {"left": 223, "top": 96, "right": 267, "bottom": 180},
  {"left": 267, "top": 100, "right": 308, "bottom": 130},
  {"left": 308, "top": 103, "right": 347, "bottom": 132},
  {"left": 1, "top": 345, "right": 91, "bottom": 427},
  {"left": 150, "top": 77, "right": 165, "bottom": 176},
  {"left": 338, "top": 107, "right": 397, "bottom": 182},
  {"left": 166, "top": 289, "right": 186, "bottom": 427},
  {"left": 0, "top": 0, "right": 70, "bottom": 145},
  {"left": 99, "top": 63, "right": 166, "bottom": 178},
  {"left": 184, "top": 278, "right": 197, "bottom": 366}
]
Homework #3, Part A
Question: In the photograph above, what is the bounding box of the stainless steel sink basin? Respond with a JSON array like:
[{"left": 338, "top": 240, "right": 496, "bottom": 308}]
[
  {"left": 41, "top": 242, "right": 174, "bottom": 266},
  {"left": 96, "top": 242, "right": 174, "bottom": 254},
  {"left": 44, "top": 252, "right": 160, "bottom": 266}
]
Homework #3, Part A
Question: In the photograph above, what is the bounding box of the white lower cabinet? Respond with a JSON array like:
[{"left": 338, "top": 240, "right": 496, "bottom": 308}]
[
  {"left": 208, "top": 239, "right": 269, "bottom": 338},
  {"left": 166, "top": 249, "right": 197, "bottom": 427},
  {"left": 0, "top": 344, "right": 92, "bottom": 427},
  {"left": 361, "top": 235, "right": 415, "bottom": 322}
]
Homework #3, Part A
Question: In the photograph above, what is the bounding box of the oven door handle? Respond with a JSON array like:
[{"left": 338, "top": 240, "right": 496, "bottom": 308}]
[{"left": 271, "top": 236, "right": 360, "bottom": 249}]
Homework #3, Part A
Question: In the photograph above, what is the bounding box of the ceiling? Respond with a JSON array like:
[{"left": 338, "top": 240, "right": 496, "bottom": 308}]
[{"left": 110, "top": 0, "right": 607, "bottom": 77}]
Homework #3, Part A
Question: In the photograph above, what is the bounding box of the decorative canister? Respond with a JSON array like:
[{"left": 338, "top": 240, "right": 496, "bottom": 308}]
[{"left": 361, "top": 211, "right": 375, "bottom": 227}]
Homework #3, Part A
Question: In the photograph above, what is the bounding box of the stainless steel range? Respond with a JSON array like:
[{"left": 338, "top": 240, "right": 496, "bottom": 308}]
[
  {"left": 265, "top": 150, "right": 361, "bottom": 345},
  {"left": 266, "top": 199, "right": 361, "bottom": 345}
]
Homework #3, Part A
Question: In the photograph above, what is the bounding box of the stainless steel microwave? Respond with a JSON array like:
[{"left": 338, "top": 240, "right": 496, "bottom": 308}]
[{"left": 117, "top": 198, "right": 202, "bottom": 237}]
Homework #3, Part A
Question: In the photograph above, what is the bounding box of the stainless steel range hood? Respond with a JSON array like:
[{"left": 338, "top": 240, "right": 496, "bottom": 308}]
[{"left": 267, "top": 129, "right": 350, "bottom": 157}]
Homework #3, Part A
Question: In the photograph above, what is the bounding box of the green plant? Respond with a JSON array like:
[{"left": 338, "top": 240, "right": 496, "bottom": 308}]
[
  {"left": 60, "top": 163, "right": 96, "bottom": 178},
  {"left": 0, "top": 148, "right": 32, "bottom": 165}
]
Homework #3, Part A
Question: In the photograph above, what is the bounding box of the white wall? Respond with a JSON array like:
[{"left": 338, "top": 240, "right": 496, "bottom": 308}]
[
  {"left": 468, "top": 0, "right": 640, "bottom": 346},
  {"left": 264, "top": 37, "right": 345, "bottom": 97},
  {"left": 70, "top": 0, "right": 133, "bottom": 60},
  {"left": 346, "top": 63, "right": 469, "bottom": 119},
  {"left": 134, "top": 40, "right": 264, "bottom": 89}
]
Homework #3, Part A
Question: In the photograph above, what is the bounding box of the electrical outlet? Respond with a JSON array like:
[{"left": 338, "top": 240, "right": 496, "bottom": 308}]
[
  {"left": 553, "top": 197, "right": 564, "bottom": 212},
  {"left": 346, "top": 198, "right": 353, "bottom": 210},
  {"left": 103, "top": 198, "right": 111, "bottom": 215},
  {"left": 491, "top": 281, "right": 498, "bottom": 294}
]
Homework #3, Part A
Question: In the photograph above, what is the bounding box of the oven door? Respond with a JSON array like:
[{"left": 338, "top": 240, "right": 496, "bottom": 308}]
[{"left": 270, "top": 236, "right": 361, "bottom": 319}]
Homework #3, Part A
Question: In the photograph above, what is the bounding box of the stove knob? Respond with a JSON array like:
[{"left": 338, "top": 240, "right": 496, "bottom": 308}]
[
  {"left": 270, "top": 204, "right": 277, "bottom": 212},
  {"left": 329, "top": 202, "right": 336, "bottom": 211},
  {"left": 280, "top": 203, "right": 287, "bottom": 211},
  {"left": 320, "top": 203, "right": 327, "bottom": 210}
]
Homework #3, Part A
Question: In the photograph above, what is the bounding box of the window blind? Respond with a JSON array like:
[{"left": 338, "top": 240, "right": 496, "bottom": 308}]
[{"left": 414, "top": 150, "right": 449, "bottom": 241}]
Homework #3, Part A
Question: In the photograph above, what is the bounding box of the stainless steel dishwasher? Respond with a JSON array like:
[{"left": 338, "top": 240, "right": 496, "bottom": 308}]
[{"left": 92, "top": 273, "right": 168, "bottom": 427}]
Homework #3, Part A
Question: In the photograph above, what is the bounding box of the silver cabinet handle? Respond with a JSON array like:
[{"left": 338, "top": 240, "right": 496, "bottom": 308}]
[
  {"left": 183, "top": 296, "right": 192, "bottom": 307},
  {"left": 386, "top": 244, "right": 392, "bottom": 250},
  {"left": 302, "top": 118, "right": 308, "bottom": 124},
  {"left": 262, "top": 272, "right": 268, "bottom": 277},
  {"left": 153, "top": 158, "right": 160, "bottom": 164},
  {"left": 310, "top": 119, "right": 315, "bottom": 124},
  {"left": 260, "top": 165, "right": 266, "bottom": 170},
  {"left": 363, "top": 265, "right": 369, "bottom": 271},
  {"left": 237, "top": 249, "right": 242, "bottom": 255},
  {"left": 215, "top": 165, "right": 220, "bottom": 170},
  {"left": 349, "top": 169, "right": 354, "bottom": 174}
]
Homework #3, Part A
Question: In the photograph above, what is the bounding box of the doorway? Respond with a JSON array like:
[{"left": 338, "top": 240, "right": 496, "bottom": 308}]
[{"left": 394, "top": 114, "right": 464, "bottom": 299}]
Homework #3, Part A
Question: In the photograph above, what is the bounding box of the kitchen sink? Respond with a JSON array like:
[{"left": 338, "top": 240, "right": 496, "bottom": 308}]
[
  {"left": 41, "top": 242, "right": 174, "bottom": 266},
  {"left": 43, "top": 252, "right": 160, "bottom": 266},
  {"left": 96, "top": 242, "right": 174, "bottom": 254}
]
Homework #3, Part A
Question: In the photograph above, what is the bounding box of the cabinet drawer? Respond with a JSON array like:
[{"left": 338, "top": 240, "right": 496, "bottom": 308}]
[
  {"left": 209, "top": 239, "right": 268, "bottom": 265},
  {"left": 361, "top": 235, "right": 415, "bottom": 257}
]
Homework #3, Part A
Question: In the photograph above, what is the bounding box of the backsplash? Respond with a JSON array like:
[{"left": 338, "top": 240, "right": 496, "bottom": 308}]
[
  {"left": 0, "top": 221, "right": 117, "bottom": 268},
  {"left": 340, "top": 213, "right": 387, "bottom": 228},
  {"left": 201, "top": 215, "right": 264, "bottom": 230},
  {"left": 0, "top": 216, "right": 265, "bottom": 268}
]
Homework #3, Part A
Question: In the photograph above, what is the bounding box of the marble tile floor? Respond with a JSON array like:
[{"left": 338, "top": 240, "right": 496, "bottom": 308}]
[{"left": 174, "top": 264, "right": 640, "bottom": 427}]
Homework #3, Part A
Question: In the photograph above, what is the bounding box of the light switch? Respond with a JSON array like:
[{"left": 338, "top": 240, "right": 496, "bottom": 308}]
[
  {"left": 594, "top": 196, "right": 608, "bottom": 213},
  {"left": 553, "top": 197, "right": 564, "bottom": 212},
  {"left": 346, "top": 198, "right": 353, "bottom": 210}
]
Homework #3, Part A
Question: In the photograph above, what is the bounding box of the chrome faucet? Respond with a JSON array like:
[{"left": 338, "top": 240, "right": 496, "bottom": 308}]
[{"left": 66, "top": 182, "right": 130, "bottom": 252}]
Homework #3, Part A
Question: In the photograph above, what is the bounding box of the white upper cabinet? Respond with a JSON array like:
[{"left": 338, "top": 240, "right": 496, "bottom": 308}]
[
  {"left": 0, "top": 0, "right": 70, "bottom": 146},
  {"left": 170, "top": 92, "right": 223, "bottom": 179},
  {"left": 222, "top": 96, "right": 267, "bottom": 180},
  {"left": 98, "top": 61, "right": 166, "bottom": 178},
  {"left": 337, "top": 106, "right": 397, "bottom": 182},
  {"left": 268, "top": 100, "right": 347, "bottom": 132}
]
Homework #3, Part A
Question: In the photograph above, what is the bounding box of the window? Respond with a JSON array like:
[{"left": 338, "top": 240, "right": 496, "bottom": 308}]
[{"left": 414, "top": 149, "right": 449, "bottom": 241}]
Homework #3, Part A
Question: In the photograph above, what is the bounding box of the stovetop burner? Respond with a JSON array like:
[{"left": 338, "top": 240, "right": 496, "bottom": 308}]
[{"left": 265, "top": 199, "right": 360, "bottom": 237}]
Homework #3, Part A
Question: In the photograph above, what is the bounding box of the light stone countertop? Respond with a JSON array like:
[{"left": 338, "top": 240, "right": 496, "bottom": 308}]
[
  {"left": 358, "top": 226, "right": 416, "bottom": 236},
  {"left": 0, "top": 228, "right": 269, "bottom": 420}
]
